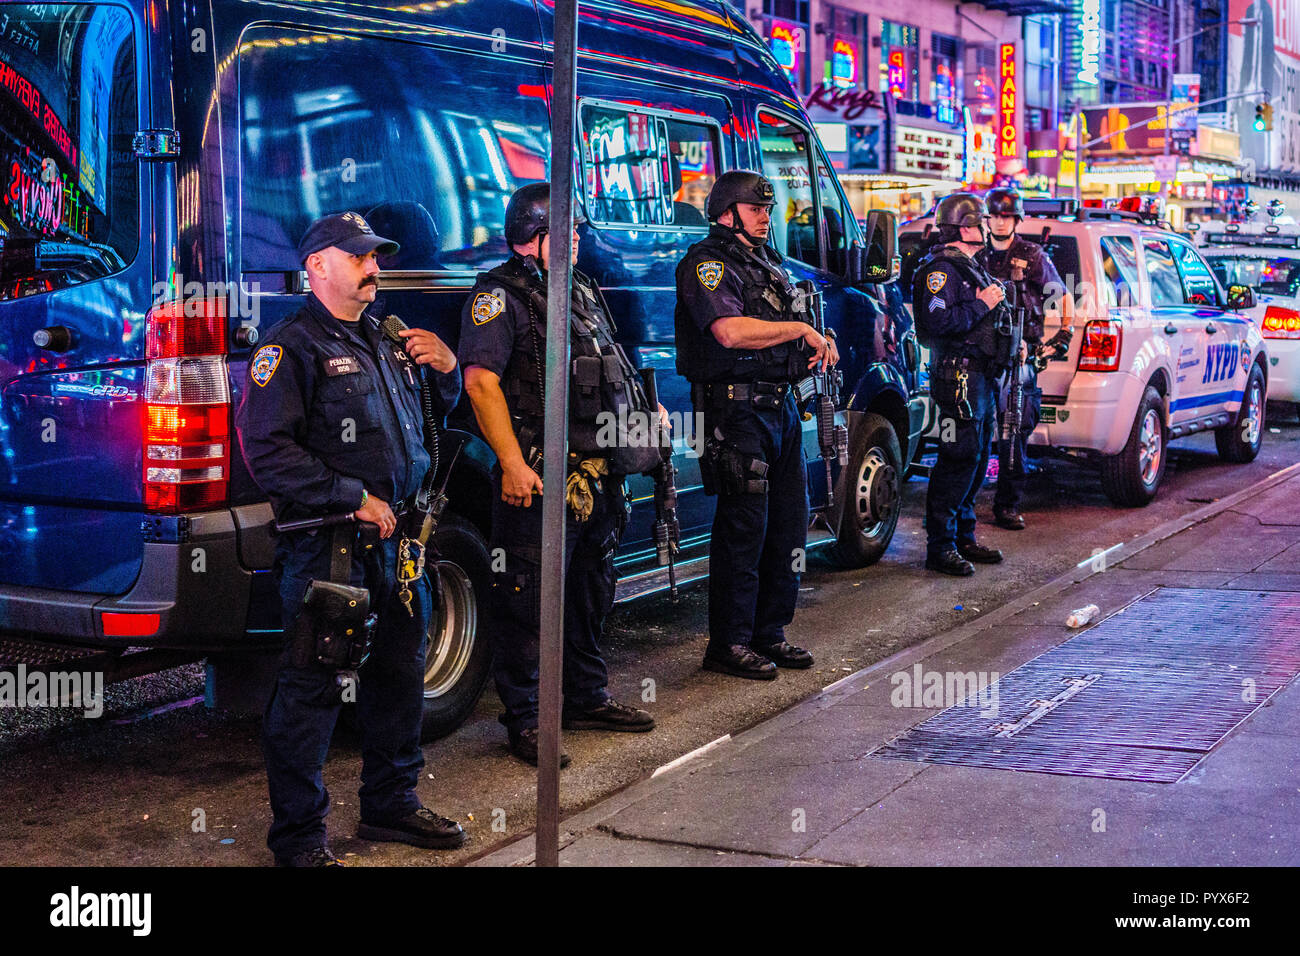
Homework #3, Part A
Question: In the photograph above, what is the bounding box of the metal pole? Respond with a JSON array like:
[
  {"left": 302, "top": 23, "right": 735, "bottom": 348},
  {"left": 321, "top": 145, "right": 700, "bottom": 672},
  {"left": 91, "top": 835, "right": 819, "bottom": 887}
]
[
  {"left": 537, "top": 0, "right": 578, "bottom": 869},
  {"left": 1073, "top": 102, "right": 1082, "bottom": 201}
]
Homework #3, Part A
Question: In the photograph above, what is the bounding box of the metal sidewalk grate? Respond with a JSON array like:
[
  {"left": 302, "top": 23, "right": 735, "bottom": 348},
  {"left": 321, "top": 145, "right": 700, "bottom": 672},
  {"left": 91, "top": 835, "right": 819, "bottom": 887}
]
[{"left": 868, "top": 589, "right": 1300, "bottom": 782}]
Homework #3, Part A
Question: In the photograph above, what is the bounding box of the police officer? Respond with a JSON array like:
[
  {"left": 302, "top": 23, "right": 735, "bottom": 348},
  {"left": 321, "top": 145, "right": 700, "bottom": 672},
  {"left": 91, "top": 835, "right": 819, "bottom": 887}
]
[
  {"left": 977, "top": 187, "right": 1071, "bottom": 530},
  {"left": 912, "top": 193, "right": 1010, "bottom": 576},
  {"left": 675, "top": 171, "right": 837, "bottom": 679},
  {"left": 459, "top": 182, "right": 656, "bottom": 768},
  {"left": 236, "top": 212, "right": 466, "bottom": 866}
]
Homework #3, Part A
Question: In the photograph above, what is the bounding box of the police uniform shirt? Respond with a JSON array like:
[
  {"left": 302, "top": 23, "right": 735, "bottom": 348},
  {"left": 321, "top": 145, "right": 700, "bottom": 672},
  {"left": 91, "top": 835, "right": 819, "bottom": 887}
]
[
  {"left": 977, "top": 237, "right": 1062, "bottom": 342},
  {"left": 236, "top": 293, "right": 462, "bottom": 522},
  {"left": 915, "top": 250, "right": 995, "bottom": 341},
  {"left": 675, "top": 225, "right": 798, "bottom": 383}
]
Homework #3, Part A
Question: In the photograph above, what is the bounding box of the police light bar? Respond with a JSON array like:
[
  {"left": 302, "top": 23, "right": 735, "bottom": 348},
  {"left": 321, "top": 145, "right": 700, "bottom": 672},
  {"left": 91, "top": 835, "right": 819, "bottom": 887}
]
[{"left": 1023, "top": 198, "right": 1079, "bottom": 218}]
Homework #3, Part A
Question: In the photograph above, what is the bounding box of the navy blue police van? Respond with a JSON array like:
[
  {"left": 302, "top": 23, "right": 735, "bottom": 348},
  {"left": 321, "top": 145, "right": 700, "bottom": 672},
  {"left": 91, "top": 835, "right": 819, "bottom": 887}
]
[{"left": 0, "top": 0, "right": 924, "bottom": 738}]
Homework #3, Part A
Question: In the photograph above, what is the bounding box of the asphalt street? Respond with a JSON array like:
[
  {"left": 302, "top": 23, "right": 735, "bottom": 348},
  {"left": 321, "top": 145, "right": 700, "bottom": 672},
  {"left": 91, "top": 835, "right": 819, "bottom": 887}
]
[{"left": 2, "top": 406, "right": 1298, "bottom": 866}]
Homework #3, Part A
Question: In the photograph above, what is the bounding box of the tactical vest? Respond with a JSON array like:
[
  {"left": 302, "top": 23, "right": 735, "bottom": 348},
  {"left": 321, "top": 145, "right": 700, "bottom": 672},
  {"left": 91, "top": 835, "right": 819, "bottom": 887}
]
[
  {"left": 912, "top": 245, "right": 1015, "bottom": 370},
  {"left": 493, "top": 259, "right": 660, "bottom": 474},
  {"left": 980, "top": 237, "right": 1048, "bottom": 342},
  {"left": 675, "top": 228, "right": 808, "bottom": 384}
]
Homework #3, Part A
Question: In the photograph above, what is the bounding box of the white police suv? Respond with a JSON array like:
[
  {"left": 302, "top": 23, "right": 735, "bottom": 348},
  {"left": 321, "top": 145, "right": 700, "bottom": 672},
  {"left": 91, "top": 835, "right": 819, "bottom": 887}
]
[
  {"left": 900, "top": 199, "right": 1268, "bottom": 506},
  {"left": 1195, "top": 222, "right": 1300, "bottom": 418}
]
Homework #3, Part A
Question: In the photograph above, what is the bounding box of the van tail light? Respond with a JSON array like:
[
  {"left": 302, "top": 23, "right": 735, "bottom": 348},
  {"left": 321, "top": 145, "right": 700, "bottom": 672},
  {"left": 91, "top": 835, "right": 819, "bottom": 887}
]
[
  {"left": 1261, "top": 305, "right": 1300, "bottom": 339},
  {"left": 1078, "top": 319, "right": 1123, "bottom": 372},
  {"left": 144, "top": 298, "right": 230, "bottom": 512}
]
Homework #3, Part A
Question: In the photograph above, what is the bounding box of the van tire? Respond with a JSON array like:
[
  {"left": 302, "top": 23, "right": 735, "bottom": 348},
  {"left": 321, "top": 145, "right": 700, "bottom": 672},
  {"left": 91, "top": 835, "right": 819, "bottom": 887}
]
[
  {"left": 829, "top": 413, "right": 902, "bottom": 568},
  {"left": 1215, "top": 363, "right": 1265, "bottom": 463},
  {"left": 1100, "top": 386, "right": 1167, "bottom": 507},
  {"left": 419, "top": 514, "right": 494, "bottom": 742}
]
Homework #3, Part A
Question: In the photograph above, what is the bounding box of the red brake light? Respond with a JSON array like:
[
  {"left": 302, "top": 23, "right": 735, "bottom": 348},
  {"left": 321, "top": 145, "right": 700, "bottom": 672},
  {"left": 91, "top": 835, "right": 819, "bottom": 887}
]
[
  {"left": 1262, "top": 305, "right": 1300, "bottom": 339},
  {"left": 146, "top": 298, "right": 227, "bottom": 359},
  {"left": 100, "top": 612, "right": 161, "bottom": 638},
  {"left": 1078, "top": 320, "right": 1123, "bottom": 372},
  {"left": 143, "top": 295, "right": 231, "bottom": 513}
]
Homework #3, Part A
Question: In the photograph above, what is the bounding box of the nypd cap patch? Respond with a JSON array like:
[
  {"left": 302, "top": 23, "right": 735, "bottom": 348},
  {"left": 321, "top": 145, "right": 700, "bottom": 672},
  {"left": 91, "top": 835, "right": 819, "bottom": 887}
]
[
  {"left": 472, "top": 292, "right": 505, "bottom": 325},
  {"left": 250, "top": 345, "right": 282, "bottom": 387},
  {"left": 696, "top": 260, "right": 724, "bottom": 291}
]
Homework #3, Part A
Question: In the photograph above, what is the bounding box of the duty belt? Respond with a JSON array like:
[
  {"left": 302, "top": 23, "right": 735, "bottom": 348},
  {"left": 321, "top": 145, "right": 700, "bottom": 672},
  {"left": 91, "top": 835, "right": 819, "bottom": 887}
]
[{"left": 695, "top": 380, "right": 793, "bottom": 403}]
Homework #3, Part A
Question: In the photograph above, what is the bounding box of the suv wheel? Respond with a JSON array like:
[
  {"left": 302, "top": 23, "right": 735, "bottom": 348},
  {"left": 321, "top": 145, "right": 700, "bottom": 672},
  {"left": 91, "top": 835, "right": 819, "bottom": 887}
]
[
  {"left": 419, "top": 514, "right": 494, "bottom": 741},
  {"left": 1100, "top": 385, "right": 1167, "bottom": 507},
  {"left": 1215, "top": 363, "right": 1266, "bottom": 463},
  {"left": 829, "top": 413, "right": 902, "bottom": 568}
]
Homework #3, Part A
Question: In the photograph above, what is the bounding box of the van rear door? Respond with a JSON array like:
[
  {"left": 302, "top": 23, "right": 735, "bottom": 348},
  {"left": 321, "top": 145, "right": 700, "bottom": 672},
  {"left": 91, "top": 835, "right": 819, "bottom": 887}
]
[{"left": 0, "top": 2, "right": 149, "bottom": 596}]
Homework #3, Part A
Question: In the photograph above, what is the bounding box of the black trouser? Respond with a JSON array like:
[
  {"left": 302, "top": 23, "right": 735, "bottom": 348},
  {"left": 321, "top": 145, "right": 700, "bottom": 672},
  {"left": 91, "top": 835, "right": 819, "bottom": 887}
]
[
  {"left": 487, "top": 471, "right": 627, "bottom": 735},
  {"left": 698, "top": 388, "right": 809, "bottom": 654},
  {"left": 994, "top": 361, "right": 1042, "bottom": 514},
  {"left": 926, "top": 364, "right": 997, "bottom": 556}
]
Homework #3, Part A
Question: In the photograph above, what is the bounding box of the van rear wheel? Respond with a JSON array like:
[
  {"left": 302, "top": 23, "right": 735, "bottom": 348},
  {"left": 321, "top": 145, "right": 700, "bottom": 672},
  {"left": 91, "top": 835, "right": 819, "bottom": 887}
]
[
  {"left": 419, "top": 514, "right": 494, "bottom": 742},
  {"left": 1100, "top": 386, "right": 1166, "bottom": 507},
  {"left": 829, "top": 413, "right": 902, "bottom": 568}
]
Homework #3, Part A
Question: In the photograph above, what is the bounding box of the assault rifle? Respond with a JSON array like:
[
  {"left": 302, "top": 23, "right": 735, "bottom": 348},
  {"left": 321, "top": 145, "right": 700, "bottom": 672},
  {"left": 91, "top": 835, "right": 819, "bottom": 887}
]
[
  {"left": 638, "top": 368, "right": 680, "bottom": 602},
  {"left": 795, "top": 279, "right": 848, "bottom": 509},
  {"left": 1000, "top": 282, "right": 1028, "bottom": 475}
]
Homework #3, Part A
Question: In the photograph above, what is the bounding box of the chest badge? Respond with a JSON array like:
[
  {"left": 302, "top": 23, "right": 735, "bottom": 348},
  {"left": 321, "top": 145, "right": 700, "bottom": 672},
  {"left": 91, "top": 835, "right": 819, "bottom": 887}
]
[
  {"left": 696, "top": 260, "right": 724, "bottom": 291},
  {"left": 250, "top": 345, "right": 283, "bottom": 387},
  {"left": 472, "top": 292, "right": 505, "bottom": 325},
  {"left": 927, "top": 271, "right": 947, "bottom": 293}
]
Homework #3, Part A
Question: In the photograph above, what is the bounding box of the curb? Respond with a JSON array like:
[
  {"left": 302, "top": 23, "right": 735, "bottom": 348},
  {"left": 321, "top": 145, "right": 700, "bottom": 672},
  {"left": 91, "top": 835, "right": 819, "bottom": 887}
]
[{"left": 469, "top": 460, "right": 1300, "bottom": 867}]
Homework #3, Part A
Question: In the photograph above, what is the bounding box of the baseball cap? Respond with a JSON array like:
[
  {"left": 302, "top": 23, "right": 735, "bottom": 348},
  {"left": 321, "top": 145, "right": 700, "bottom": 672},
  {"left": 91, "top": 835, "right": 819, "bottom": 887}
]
[{"left": 297, "top": 211, "right": 400, "bottom": 262}]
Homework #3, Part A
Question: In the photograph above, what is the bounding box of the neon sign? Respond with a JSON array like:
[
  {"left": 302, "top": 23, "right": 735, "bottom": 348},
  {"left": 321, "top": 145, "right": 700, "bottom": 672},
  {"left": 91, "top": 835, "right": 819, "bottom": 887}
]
[
  {"left": 888, "top": 50, "right": 906, "bottom": 99},
  {"left": 935, "top": 62, "right": 956, "bottom": 125},
  {"left": 1077, "top": 0, "right": 1101, "bottom": 86},
  {"left": 5, "top": 152, "right": 91, "bottom": 239},
  {"left": 998, "top": 43, "right": 1019, "bottom": 160},
  {"left": 831, "top": 38, "right": 858, "bottom": 89},
  {"left": 769, "top": 23, "right": 799, "bottom": 77}
]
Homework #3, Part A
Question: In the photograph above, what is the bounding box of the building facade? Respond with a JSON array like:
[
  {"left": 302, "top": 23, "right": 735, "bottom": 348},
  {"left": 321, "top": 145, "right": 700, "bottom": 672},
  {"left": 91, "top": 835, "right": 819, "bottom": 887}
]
[{"left": 743, "top": 0, "right": 1071, "bottom": 220}]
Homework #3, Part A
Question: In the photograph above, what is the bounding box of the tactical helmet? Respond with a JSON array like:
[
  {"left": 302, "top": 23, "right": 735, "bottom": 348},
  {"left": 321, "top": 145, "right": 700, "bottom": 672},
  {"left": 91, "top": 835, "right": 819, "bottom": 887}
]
[
  {"left": 934, "top": 193, "right": 988, "bottom": 229},
  {"left": 504, "top": 182, "right": 587, "bottom": 246},
  {"left": 984, "top": 187, "right": 1025, "bottom": 219},
  {"left": 706, "top": 171, "right": 776, "bottom": 221}
]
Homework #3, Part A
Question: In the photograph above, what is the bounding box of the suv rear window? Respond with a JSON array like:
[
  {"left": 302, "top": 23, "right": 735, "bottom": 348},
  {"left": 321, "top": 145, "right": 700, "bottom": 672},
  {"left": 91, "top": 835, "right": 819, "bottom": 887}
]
[{"left": 0, "top": 4, "right": 138, "bottom": 299}]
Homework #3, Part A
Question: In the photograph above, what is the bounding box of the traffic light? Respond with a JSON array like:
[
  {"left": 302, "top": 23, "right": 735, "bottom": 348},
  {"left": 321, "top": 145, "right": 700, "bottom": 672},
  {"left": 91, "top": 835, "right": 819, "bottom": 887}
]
[{"left": 1254, "top": 101, "right": 1274, "bottom": 132}]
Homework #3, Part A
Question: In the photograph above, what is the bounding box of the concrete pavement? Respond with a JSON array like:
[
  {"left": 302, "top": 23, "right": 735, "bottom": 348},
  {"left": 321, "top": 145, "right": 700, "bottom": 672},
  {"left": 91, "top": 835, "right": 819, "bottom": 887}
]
[{"left": 474, "top": 463, "right": 1300, "bottom": 866}]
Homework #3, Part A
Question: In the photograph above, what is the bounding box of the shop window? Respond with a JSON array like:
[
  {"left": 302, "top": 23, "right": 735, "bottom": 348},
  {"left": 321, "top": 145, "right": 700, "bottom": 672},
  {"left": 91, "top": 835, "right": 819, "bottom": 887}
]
[{"left": 580, "top": 103, "right": 720, "bottom": 230}]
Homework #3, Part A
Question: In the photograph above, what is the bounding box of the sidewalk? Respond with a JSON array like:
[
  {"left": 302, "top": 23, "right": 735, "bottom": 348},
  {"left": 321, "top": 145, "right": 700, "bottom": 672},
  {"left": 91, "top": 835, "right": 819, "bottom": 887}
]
[{"left": 473, "top": 463, "right": 1300, "bottom": 867}]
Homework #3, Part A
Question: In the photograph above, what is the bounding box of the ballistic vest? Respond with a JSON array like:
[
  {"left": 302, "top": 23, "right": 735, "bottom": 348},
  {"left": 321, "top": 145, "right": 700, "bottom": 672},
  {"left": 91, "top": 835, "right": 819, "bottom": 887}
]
[
  {"left": 912, "top": 245, "right": 1015, "bottom": 370},
  {"left": 979, "top": 236, "right": 1049, "bottom": 343},
  {"left": 493, "top": 257, "right": 657, "bottom": 469},
  {"left": 675, "top": 226, "right": 808, "bottom": 384}
]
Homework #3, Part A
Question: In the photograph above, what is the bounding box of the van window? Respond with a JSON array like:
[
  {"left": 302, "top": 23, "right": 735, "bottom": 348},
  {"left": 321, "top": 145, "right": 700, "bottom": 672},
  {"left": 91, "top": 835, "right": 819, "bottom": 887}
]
[
  {"left": 579, "top": 103, "right": 718, "bottom": 229},
  {"left": 1100, "top": 235, "right": 1139, "bottom": 308},
  {"left": 0, "top": 3, "right": 138, "bottom": 300},
  {"left": 1172, "top": 241, "right": 1220, "bottom": 306},
  {"left": 757, "top": 110, "right": 817, "bottom": 264},
  {"left": 1143, "top": 239, "right": 1183, "bottom": 307},
  {"left": 238, "top": 30, "right": 550, "bottom": 274},
  {"left": 813, "top": 146, "right": 855, "bottom": 275}
]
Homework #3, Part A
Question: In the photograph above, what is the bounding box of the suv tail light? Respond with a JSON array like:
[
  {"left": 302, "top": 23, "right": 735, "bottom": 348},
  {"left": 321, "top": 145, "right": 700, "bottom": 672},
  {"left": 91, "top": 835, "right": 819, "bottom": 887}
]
[
  {"left": 144, "top": 298, "right": 230, "bottom": 512},
  {"left": 1078, "top": 319, "right": 1123, "bottom": 372},
  {"left": 1261, "top": 305, "right": 1300, "bottom": 339}
]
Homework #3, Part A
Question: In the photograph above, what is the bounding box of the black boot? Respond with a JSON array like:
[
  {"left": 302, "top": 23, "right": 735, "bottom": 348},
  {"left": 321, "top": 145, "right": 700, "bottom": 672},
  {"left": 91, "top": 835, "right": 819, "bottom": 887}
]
[
  {"left": 925, "top": 550, "right": 975, "bottom": 576},
  {"left": 957, "top": 541, "right": 1004, "bottom": 564}
]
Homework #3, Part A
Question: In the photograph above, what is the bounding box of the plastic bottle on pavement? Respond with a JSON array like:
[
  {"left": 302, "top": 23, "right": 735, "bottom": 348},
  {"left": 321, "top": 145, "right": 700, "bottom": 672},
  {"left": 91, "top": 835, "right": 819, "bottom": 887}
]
[{"left": 1066, "top": 604, "right": 1100, "bottom": 628}]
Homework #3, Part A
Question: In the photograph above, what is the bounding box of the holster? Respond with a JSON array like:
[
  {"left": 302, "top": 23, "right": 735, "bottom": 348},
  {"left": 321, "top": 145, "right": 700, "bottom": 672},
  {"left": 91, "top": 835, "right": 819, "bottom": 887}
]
[
  {"left": 701, "top": 431, "right": 768, "bottom": 496},
  {"left": 931, "top": 355, "right": 976, "bottom": 422},
  {"left": 290, "top": 524, "right": 377, "bottom": 670}
]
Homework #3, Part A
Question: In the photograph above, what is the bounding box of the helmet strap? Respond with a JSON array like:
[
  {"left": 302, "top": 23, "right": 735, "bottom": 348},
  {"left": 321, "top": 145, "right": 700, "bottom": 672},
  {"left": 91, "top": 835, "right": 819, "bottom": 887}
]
[{"left": 722, "top": 202, "right": 767, "bottom": 247}]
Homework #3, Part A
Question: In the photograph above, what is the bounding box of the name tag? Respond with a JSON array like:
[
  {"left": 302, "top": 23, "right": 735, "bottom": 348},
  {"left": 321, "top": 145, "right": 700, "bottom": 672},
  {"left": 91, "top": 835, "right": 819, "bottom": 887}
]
[{"left": 323, "top": 355, "right": 361, "bottom": 376}]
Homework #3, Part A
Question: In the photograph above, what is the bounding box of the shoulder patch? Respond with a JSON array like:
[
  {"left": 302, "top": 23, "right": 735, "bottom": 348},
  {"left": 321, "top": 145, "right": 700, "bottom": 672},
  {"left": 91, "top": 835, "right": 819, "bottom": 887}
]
[
  {"left": 926, "top": 271, "right": 947, "bottom": 294},
  {"left": 696, "top": 260, "right": 724, "bottom": 291},
  {"left": 250, "top": 345, "right": 283, "bottom": 387},
  {"left": 471, "top": 292, "right": 505, "bottom": 325}
]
